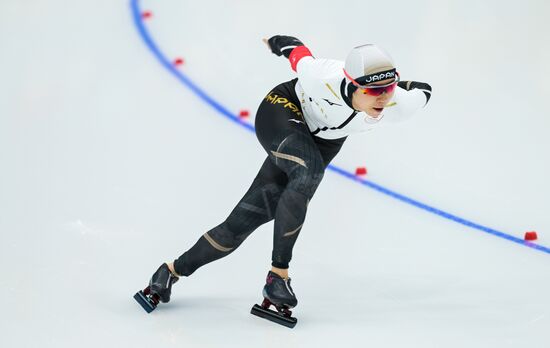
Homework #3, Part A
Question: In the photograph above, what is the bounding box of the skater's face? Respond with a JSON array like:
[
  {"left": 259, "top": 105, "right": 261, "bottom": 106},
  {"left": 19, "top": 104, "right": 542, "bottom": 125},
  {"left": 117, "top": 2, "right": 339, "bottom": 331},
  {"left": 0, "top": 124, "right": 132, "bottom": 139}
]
[{"left": 352, "top": 78, "right": 396, "bottom": 118}]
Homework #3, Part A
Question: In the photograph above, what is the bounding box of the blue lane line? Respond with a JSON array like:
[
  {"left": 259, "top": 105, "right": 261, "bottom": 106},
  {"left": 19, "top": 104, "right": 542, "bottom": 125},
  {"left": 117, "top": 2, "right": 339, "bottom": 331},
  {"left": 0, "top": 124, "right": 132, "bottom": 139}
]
[{"left": 130, "top": 0, "right": 549, "bottom": 255}]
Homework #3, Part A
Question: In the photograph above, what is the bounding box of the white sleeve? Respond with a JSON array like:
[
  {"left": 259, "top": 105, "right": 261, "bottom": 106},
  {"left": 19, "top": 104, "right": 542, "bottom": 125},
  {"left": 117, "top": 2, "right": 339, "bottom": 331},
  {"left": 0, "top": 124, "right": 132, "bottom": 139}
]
[
  {"left": 295, "top": 57, "right": 344, "bottom": 101},
  {"left": 384, "top": 87, "right": 428, "bottom": 123}
]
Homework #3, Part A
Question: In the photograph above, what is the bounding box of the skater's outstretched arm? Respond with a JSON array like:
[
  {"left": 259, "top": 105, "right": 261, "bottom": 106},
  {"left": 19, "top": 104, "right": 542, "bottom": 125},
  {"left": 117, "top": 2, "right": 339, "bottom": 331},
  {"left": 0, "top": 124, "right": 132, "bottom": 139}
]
[{"left": 263, "top": 35, "right": 313, "bottom": 72}]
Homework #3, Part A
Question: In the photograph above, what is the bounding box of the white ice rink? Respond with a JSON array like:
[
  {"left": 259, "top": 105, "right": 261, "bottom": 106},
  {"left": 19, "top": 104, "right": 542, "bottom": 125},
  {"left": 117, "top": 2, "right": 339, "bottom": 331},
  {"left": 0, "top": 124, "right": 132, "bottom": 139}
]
[{"left": 1, "top": 0, "right": 550, "bottom": 347}]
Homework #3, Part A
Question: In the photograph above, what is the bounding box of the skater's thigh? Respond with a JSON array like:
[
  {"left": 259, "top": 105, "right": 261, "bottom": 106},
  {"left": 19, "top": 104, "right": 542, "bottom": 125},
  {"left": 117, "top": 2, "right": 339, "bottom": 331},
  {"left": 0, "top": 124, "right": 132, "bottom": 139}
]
[
  {"left": 314, "top": 136, "right": 348, "bottom": 168},
  {"left": 254, "top": 83, "right": 309, "bottom": 153},
  {"left": 255, "top": 102, "right": 323, "bottom": 173}
]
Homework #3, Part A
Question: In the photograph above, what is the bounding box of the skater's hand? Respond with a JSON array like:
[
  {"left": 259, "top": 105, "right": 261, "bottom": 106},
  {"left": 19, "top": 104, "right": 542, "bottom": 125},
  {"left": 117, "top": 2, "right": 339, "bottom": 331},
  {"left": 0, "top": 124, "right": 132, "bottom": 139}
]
[
  {"left": 398, "top": 81, "right": 432, "bottom": 103},
  {"left": 263, "top": 35, "right": 305, "bottom": 58}
]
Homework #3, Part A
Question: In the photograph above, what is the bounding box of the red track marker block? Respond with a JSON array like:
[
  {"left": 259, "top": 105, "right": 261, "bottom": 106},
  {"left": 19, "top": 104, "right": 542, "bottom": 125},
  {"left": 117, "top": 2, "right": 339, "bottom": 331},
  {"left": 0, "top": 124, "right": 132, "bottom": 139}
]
[
  {"left": 173, "top": 58, "right": 184, "bottom": 66},
  {"left": 141, "top": 11, "right": 153, "bottom": 19},
  {"left": 355, "top": 167, "right": 367, "bottom": 176},
  {"left": 524, "top": 231, "right": 538, "bottom": 241},
  {"left": 239, "top": 110, "right": 250, "bottom": 118}
]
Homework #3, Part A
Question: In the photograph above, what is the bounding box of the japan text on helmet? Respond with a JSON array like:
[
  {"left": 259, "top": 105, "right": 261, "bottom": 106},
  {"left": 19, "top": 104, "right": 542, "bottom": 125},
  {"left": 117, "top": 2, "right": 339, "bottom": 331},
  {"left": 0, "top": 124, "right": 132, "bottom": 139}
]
[{"left": 343, "top": 44, "right": 398, "bottom": 92}]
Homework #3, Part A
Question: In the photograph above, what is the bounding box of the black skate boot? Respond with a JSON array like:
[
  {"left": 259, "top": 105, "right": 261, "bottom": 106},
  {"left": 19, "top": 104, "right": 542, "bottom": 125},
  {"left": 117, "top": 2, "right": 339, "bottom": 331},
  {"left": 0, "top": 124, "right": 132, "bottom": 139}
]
[
  {"left": 134, "top": 263, "right": 179, "bottom": 313},
  {"left": 251, "top": 271, "right": 298, "bottom": 328}
]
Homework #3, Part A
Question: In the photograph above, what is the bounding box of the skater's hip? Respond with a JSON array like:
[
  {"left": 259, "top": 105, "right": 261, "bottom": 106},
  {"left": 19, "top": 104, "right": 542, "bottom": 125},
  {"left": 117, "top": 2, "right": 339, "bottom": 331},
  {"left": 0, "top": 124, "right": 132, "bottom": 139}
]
[
  {"left": 254, "top": 79, "right": 308, "bottom": 151},
  {"left": 254, "top": 79, "right": 347, "bottom": 168}
]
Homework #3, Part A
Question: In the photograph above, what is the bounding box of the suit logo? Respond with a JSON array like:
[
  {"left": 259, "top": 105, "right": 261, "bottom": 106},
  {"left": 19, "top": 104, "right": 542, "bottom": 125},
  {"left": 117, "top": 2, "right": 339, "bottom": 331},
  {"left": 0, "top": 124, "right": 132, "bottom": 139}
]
[{"left": 322, "top": 98, "right": 342, "bottom": 106}]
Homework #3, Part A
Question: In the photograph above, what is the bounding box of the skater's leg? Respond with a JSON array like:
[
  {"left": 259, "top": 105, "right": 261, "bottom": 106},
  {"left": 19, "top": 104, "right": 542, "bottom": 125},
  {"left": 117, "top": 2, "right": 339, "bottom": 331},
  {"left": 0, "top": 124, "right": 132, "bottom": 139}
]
[
  {"left": 267, "top": 129, "right": 324, "bottom": 269},
  {"left": 167, "top": 262, "right": 178, "bottom": 276},
  {"left": 270, "top": 266, "right": 288, "bottom": 279},
  {"left": 172, "top": 157, "right": 287, "bottom": 276},
  {"left": 267, "top": 136, "right": 346, "bottom": 279},
  {"left": 255, "top": 81, "right": 344, "bottom": 270},
  {"left": 169, "top": 131, "right": 347, "bottom": 279},
  {"left": 169, "top": 79, "right": 348, "bottom": 275},
  {"left": 250, "top": 80, "right": 348, "bottom": 325}
]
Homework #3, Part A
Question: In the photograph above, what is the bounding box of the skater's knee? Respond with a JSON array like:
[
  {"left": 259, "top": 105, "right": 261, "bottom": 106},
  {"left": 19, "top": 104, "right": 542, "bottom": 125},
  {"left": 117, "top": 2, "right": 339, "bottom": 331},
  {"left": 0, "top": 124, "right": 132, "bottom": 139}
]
[
  {"left": 286, "top": 165, "right": 324, "bottom": 198},
  {"left": 303, "top": 168, "right": 324, "bottom": 191},
  {"left": 228, "top": 183, "right": 283, "bottom": 224}
]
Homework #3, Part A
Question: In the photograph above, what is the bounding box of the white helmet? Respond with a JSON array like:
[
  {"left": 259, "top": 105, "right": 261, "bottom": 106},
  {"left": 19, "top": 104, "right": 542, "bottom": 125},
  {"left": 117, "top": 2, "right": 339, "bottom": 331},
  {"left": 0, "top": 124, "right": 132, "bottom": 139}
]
[{"left": 343, "top": 44, "right": 397, "bottom": 86}]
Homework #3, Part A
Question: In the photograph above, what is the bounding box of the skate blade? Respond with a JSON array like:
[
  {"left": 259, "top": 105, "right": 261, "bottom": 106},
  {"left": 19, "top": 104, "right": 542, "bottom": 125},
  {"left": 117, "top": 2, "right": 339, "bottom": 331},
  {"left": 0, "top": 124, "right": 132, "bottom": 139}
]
[
  {"left": 134, "top": 290, "right": 156, "bottom": 313},
  {"left": 250, "top": 304, "right": 297, "bottom": 328}
]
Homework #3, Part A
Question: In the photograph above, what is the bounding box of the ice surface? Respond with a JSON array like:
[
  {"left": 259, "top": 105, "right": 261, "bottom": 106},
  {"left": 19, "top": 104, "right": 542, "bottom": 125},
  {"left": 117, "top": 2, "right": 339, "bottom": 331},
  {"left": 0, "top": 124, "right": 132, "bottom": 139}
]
[{"left": 0, "top": 0, "right": 549, "bottom": 347}]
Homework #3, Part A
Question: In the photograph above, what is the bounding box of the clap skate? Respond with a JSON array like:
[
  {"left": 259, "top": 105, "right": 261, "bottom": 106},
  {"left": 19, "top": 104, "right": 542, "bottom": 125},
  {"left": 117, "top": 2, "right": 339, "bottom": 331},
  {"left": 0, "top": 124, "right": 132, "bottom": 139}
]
[
  {"left": 251, "top": 271, "right": 298, "bottom": 328},
  {"left": 134, "top": 263, "right": 179, "bottom": 313}
]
